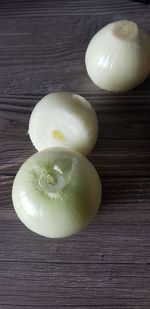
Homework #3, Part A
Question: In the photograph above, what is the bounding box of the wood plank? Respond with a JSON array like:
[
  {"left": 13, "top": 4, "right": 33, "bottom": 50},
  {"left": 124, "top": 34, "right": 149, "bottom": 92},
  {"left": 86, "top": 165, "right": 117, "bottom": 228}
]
[
  {"left": 0, "top": 95, "right": 150, "bottom": 176},
  {"left": 0, "top": 15, "right": 149, "bottom": 96},
  {"left": 1, "top": 175, "right": 150, "bottom": 265},
  {"left": 0, "top": 261, "right": 150, "bottom": 307},
  {"left": 0, "top": 0, "right": 149, "bottom": 16},
  {"left": 1, "top": 259, "right": 150, "bottom": 307}
]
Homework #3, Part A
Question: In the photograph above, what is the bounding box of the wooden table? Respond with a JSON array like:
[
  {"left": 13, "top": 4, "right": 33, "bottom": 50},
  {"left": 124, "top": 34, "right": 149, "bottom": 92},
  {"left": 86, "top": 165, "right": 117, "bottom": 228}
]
[{"left": 0, "top": 1, "right": 150, "bottom": 308}]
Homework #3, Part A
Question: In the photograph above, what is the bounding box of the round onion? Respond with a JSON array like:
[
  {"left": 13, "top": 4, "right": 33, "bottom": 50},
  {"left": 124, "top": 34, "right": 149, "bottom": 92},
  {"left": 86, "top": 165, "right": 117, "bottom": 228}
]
[
  {"left": 12, "top": 147, "right": 102, "bottom": 238},
  {"left": 85, "top": 20, "right": 150, "bottom": 92},
  {"left": 28, "top": 92, "right": 98, "bottom": 155}
]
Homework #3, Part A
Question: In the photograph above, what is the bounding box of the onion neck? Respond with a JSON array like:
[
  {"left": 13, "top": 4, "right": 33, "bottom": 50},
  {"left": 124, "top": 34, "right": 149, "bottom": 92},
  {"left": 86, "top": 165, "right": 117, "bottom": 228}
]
[
  {"left": 113, "top": 20, "right": 138, "bottom": 40},
  {"left": 37, "top": 170, "right": 66, "bottom": 196}
]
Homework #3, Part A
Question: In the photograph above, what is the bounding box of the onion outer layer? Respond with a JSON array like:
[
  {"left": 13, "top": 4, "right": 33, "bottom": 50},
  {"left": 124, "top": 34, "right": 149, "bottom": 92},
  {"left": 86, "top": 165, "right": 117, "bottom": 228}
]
[
  {"left": 85, "top": 20, "right": 150, "bottom": 92},
  {"left": 12, "top": 147, "right": 102, "bottom": 238},
  {"left": 28, "top": 92, "right": 98, "bottom": 156}
]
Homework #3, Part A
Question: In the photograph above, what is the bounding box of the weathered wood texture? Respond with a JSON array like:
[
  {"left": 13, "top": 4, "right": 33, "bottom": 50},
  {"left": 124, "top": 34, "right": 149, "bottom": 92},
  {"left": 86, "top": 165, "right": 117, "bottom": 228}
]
[{"left": 0, "top": 0, "right": 150, "bottom": 308}]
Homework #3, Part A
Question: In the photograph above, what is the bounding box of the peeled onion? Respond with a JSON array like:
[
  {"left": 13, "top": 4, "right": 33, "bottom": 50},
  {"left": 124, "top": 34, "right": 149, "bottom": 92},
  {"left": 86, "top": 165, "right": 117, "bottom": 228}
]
[
  {"left": 85, "top": 20, "right": 150, "bottom": 92},
  {"left": 12, "top": 147, "right": 102, "bottom": 238},
  {"left": 28, "top": 92, "right": 98, "bottom": 155}
]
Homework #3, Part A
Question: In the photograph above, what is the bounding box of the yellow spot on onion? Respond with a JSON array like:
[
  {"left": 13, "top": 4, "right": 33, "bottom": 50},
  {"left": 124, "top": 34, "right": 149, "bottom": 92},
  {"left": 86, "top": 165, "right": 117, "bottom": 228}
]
[{"left": 52, "top": 130, "right": 64, "bottom": 141}]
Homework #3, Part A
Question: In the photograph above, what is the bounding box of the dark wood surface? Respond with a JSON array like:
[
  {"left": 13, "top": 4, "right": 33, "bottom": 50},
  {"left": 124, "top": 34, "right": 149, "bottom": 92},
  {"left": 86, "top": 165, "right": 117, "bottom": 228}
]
[{"left": 0, "top": 0, "right": 150, "bottom": 308}]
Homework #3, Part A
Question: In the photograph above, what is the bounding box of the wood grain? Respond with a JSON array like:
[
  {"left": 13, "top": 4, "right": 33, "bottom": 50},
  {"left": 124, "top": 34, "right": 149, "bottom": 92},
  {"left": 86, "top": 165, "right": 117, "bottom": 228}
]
[
  {"left": 0, "top": 0, "right": 150, "bottom": 308},
  {"left": 0, "top": 14, "right": 149, "bottom": 96},
  {"left": 0, "top": 0, "right": 149, "bottom": 16},
  {"left": 1, "top": 95, "right": 150, "bottom": 177}
]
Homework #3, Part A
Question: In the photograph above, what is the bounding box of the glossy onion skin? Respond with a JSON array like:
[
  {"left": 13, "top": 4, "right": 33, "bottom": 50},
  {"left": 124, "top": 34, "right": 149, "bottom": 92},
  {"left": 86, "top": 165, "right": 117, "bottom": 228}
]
[
  {"left": 12, "top": 148, "right": 102, "bottom": 238},
  {"left": 85, "top": 20, "right": 150, "bottom": 92},
  {"left": 28, "top": 92, "right": 98, "bottom": 156}
]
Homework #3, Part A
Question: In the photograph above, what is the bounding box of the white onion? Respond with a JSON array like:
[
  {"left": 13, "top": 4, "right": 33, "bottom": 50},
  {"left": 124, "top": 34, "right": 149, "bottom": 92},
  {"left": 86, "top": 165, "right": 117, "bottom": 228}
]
[
  {"left": 85, "top": 20, "right": 150, "bottom": 92},
  {"left": 28, "top": 92, "right": 98, "bottom": 155},
  {"left": 12, "top": 147, "right": 102, "bottom": 238}
]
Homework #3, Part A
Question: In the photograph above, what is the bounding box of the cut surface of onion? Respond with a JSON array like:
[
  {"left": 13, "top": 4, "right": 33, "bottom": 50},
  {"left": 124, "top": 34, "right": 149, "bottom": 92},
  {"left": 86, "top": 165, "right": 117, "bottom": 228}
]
[
  {"left": 12, "top": 148, "right": 102, "bottom": 238},
  {"left": 28, "top": 92, "right": 98, "bottom": 155},
  {"left": 85, "top": 20, "right": 150, "bottom": 92}
]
